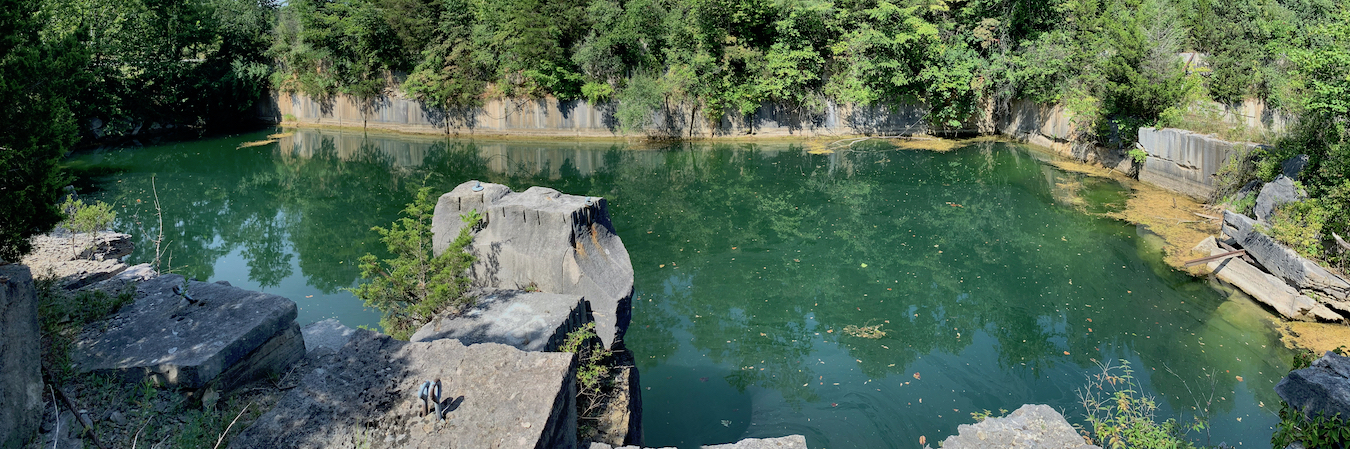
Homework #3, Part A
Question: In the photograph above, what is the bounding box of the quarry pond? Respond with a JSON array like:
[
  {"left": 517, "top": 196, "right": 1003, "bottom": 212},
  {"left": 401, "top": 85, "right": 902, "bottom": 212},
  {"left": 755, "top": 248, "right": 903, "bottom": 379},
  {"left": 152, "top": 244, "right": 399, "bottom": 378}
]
[{"left": 73, "top": 128, "right": 1294, "bottom": 448}]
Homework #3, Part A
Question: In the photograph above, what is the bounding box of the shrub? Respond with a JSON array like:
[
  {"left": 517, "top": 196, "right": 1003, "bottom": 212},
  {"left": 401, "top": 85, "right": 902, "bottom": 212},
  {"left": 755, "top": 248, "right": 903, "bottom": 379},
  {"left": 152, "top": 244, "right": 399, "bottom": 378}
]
[
  {"left": 561, "top": 322, "right": 613, "bottom": 442},
  {"left": 59, "top": 197, "right": 117, "bottom": 256},
  {"left": 1076, "top": 360, "right": 1203, "bottom": 449},
  {"left": 350, "top": 187, "right": 478, "bottom": 340}
]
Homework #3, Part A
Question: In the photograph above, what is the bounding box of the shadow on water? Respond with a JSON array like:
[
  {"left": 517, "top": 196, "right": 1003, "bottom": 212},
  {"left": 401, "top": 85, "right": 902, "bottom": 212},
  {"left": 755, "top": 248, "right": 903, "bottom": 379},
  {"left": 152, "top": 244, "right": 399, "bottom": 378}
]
[{"left": 73, "top": 128, "right": 1292, "bottom": 448}]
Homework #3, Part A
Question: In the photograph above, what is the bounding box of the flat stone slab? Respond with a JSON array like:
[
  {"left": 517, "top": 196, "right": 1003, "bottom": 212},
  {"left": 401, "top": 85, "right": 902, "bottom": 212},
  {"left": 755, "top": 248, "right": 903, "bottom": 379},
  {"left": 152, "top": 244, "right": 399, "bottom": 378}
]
[
  {"left": 232, "top": 327, "right": 578, "bottom": 449},
  {"left": 587, "top": 435, "right": 805, "bottom": 449},
  {"left": 432, "top": 181, "right": 634, "bottom": 348},
  {"left": 940, "top": 404, "right": 1099, "bottom": 449},
  {"left": 1276, "top": 351, "right": 1350, "bottom": 420},
  {"left": 703, "top": 436, "right": 809, "bottom": 448},
  {"left": 1194, "top": 237, "right": 1341, "bottom": 322},
  {"left": 71, "top": 274, "right": 302, "bottom": 389},
  {"left": 411, "top": 289, "right": 591, "bottom": 352}
]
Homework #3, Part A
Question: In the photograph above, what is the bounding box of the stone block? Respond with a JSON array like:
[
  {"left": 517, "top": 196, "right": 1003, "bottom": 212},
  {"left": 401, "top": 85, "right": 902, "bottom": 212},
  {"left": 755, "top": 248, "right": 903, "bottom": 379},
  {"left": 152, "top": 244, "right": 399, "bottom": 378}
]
[
  {"left": 1194, "top": 237, "right": 1341, "bottom": 321},
  {"left": 592, "top": 365, "right": 643, "bottom": 447},
  {"left": 411, "top": 289, "right": 592, "bottom": 352},
  {"left": 939, "top": 404, "right": 1099, "bottom": 449},
  {"left": 71, "top": 274, "right": 303, "bottom": 389},
  {"left": 1223, "top": 211, "right": 1350, "bottom": 301},
  {"left": 1254, "top": 175, "right": 1305, "bottom": 222},
  {"left": 231, "top": 329, "right": 578, "bottom": 449},
  {"left": 432, "top": 181, "right": 634, "bottom": 348},
  {"left": 1276, "top": 352, "right": 1350, "bottom": 420},
  {"left": 1, "top": 265, "right": 43, "bottom": 449}
]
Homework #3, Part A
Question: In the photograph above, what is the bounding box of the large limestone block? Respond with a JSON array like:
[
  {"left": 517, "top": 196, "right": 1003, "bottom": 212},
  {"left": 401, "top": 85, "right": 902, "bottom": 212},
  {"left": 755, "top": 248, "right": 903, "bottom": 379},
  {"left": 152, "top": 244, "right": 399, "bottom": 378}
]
[
  {"left": 432, "top": 181, "right": 634, "bottom": 348},
  {"left": 1194, "top": 237, "right": 1341, "bottom": 321},
  {"left": 1254, "top": 175, "right": 1305, "bottom": 222},
  {"left": 232, "top": 329, "right": 578, "bottom": 449},
  {"left": 1275, "top": 352, "right": 1350, "bottom": 420},
  {"left": 71, "top": 275, "right": 304, "bottom": 389},
  {"left": 411, "top": 289, "right": 591, "bottom": 352},
  {"left": 1223, "top": 211, "right": 1350, "bottom": 300},
  {"left": 1, "top": 265, "right": 43, "bottom": 449},
  {"left": 940, "top": 404, "right": 1100, "bottom": 449},
  {"left": 1138, "top": 127, "right": 1264, "bottom": 199}
]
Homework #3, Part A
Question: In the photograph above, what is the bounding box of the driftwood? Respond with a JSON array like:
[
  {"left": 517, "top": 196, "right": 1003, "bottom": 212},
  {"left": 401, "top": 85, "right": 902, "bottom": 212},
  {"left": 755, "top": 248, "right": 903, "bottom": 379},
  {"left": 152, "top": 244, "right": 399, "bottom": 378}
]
[{"left": 1183, "top": 249, "right": 1247, "bottom": 267}]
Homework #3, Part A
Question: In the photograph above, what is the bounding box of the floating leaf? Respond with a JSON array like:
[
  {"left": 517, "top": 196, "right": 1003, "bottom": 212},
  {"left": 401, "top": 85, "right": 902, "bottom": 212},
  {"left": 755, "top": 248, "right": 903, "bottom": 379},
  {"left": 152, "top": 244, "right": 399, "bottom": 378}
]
[{"left": 913, "top": 372, "right": 921, "bottom": 380}]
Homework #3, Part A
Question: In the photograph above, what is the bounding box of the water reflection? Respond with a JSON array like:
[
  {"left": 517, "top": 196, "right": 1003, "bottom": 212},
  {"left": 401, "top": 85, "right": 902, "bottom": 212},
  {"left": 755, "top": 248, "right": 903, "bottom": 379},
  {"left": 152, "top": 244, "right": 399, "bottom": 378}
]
[{"left": 75, "top": 128, "right": 1291, "bottom": 448}]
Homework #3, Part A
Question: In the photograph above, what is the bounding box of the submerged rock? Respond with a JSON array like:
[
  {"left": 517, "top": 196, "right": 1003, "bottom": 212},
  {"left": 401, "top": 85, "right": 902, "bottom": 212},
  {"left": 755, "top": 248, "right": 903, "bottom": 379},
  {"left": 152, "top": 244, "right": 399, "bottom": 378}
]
[
  {"left": 1275, "top": 351, "right": 1350, "bottom": 420},
  {"left": 71, "top": 274, "right": 305, "bottom": 390},
  {"left": 431, "top": 181, "right": 634, "bottom": 348},
  {"left": 232, "top": 327, "right": 578, "bottom": 449},
  {"left": 939, "top": 404, "right": 1099, "bottom": 449},
  {"left": 1, "top": 265, "right": 43, "bottom": 449},
  {"left": 411, "top": 289, "right": 592, "bottom": 352}
]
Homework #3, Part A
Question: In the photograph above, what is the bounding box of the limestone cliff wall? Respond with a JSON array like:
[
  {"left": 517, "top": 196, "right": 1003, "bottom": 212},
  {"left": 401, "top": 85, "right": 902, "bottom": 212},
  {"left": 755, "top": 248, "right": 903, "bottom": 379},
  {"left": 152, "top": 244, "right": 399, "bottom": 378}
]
[
  {"left": 1137, "top": 127, "right": 1266, "bottom": 200},
  {"left": 265, "top": 92, "right": 967, "bottom": 138}
]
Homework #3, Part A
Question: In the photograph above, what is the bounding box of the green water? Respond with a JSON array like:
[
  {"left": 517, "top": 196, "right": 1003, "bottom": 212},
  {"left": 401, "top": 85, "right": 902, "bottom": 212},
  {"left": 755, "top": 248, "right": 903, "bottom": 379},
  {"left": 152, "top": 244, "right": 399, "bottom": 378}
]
[{"left": 72, "top": 128, "right": 1293, "bottom": 448}]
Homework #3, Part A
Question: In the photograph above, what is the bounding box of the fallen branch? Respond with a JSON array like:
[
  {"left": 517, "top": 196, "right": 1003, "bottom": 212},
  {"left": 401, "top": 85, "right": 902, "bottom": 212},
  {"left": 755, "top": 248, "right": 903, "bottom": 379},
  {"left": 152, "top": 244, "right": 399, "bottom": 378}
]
[
  {"left": 213, "top": 401, "right": 254, "bottom": 449},
  {"left": 1193, "top": 212, "right": 1220, "bottom": 220},
  {"left": 49, "top": 384, "right": 109, "bottom": 449}
]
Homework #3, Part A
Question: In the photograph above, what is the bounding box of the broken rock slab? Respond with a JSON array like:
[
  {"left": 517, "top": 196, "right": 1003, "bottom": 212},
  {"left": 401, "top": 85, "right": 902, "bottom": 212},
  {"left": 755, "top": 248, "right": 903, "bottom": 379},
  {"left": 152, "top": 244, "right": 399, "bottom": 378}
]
[
  {"left": 1194, "top": 237, "right": 1342, "bottom": 322},
  {"left": 232, "top": 328, "right": 578, "bottom": 449},
  {"left": 939, "top": 404, "right": 1100, "bottom": 449},
  {"left": 411, "top": 289, "right": 591, "bottom": 352},
  {"left": 431, "top": 181, "right": 634, "bottom": 349},
  {"left": 1, "top": 265, "right": 43, "bottom": 449},
  {"left": 1223, "top": 211, "right": 1350, "bottom": 301},
  {"left": 71, "top": 274, "right": 305, "bottom": 390},
  {"left": 20, "top": 232, "right": 135, "bottom": 290},
  {"left": 1275, "top": 351, "right": 1350, "bottom": 420}
]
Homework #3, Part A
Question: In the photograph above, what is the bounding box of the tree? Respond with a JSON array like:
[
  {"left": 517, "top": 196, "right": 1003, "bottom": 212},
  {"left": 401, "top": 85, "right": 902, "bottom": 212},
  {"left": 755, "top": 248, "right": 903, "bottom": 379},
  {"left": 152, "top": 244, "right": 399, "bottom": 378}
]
[
  {"left": 0, "top": 0, "right": 83, "bottom": 262},
  {"left": 349, "top": 187, "right": 479, "bottom": 340}
]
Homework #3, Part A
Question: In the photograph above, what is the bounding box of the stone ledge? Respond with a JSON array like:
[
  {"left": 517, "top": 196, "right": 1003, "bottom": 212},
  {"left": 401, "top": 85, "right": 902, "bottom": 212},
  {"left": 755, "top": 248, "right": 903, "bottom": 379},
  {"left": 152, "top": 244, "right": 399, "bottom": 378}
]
[
  {"left": 411, "top": 288, "right": 591, "bottom": 352},
  {"left": 233, "top": 327, "right": 578, "bottom": 449}
]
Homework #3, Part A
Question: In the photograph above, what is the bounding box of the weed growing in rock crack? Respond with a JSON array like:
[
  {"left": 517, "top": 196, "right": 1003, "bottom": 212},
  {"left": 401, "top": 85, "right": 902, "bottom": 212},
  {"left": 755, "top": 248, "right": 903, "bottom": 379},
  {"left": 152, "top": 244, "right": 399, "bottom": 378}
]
[
  {"left": 349, "top": 186, "right": 479, "bottom": 340},
  {"left": 561, "top": 322, "right": 614, "bottom": 442},
  {"left": 1076, "top": 359, "right": 1204, "bottom": 449},
  {"left": 969, "top": 408, "right": 1008, "bottom": 423}
]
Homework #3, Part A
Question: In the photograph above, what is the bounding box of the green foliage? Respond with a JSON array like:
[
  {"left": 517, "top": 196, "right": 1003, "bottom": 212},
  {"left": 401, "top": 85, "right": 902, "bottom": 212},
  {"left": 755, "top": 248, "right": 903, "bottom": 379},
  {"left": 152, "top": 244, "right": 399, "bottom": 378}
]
[
  {"left": 1267, "top": 200, "right": 1329, "bottom": 260},
  {"left": 0, "top": 0, "right": 81, "bottom": 262},
  {"left": 1128, "top": 147, "right": 1149, "bottom": 164},
  {"left": 60, "top": 198, "right": 116, "bottom": 235},
  {"left": 349, "top": 187, "right": 478, "bottom": 340},
  {"left": 1077, "top": 360, "right": 1204, "bottom": 449}
]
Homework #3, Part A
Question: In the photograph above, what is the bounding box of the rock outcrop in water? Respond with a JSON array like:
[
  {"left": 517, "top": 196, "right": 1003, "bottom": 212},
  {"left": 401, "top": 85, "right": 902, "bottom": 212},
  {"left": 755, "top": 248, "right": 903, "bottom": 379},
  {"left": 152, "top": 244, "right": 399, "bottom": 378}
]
[
  {"left": 0, "top": 265, "right": 43, "bottom": 449},
  {"left": 939, "top": 404, "right": 1100, "bottom": 449},
  {"left": 431, "top": 181, "right": 634, "bottom": 349},
  {"left": 1221, "top": 211, "right": 1350, "bottom": 315},
  {"left": 1193, "top": 236, "right": 1340, "bottom": 321}
]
